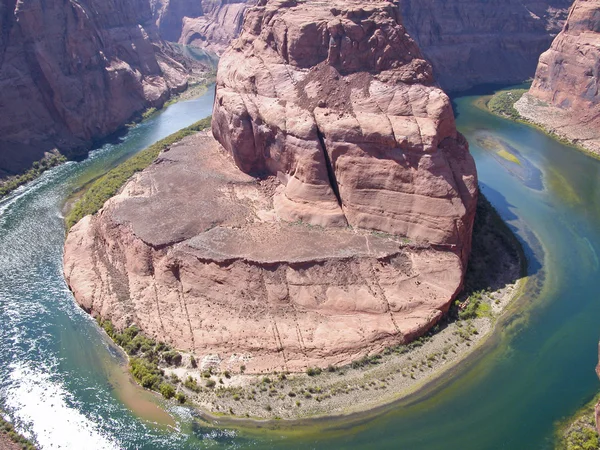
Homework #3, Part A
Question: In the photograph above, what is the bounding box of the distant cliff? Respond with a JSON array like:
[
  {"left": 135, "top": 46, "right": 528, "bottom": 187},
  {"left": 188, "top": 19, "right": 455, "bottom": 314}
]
[
  {"left": 0, "top": 0, "right": 189, "bottom": 179},
  {"left": 151, "top": 0, "right": 253, "bottom": 54},
  {"left": 398, "top": 0, "right": 572, "bottom": 92},
  {"left": 516, "top": 0, "right": 600, "bottom": 154}
]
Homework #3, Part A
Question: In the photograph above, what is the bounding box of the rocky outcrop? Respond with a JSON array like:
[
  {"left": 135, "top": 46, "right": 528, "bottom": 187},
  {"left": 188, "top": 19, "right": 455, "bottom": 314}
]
[
  {"left": 0, "top": 0, "right": 189, "bottom": 179},
  {"left": 398, "top": 0, "right": 573, "bottom": 92},
  {"left": 516, "top": 0, "right": 600, "bottom": 154},
  {"left": 151, "top": 0, "right": 253, "bottom": 54},
  {"left": 65, "top": 0, "right": 478, "bottom": 373},
  {"left": 212, "top": 0, "right": 478, "bottom": 263}
]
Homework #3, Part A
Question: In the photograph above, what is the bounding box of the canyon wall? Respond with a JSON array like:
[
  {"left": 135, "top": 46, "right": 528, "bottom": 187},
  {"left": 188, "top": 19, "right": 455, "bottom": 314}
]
[
  {"left": 516, "top": 0, "right": 600, "bottom": 154},
  {"left": 65, "top": 0, "right": 478, "bottom": 373},
  {"left": 0, "top": 0, "right": 189, "bottom": 179},
  {"left": 151, "top": 0, "right": 253, "bottom": 54},
  {"left": 398, "top": 0, "right": 573, "bottom": 92}
]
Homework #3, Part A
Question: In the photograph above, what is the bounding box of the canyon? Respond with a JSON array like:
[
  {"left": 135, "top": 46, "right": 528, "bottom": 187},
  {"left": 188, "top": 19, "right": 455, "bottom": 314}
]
[
  {"left": 516, "top": 0, "right": 600, "bottom": 155},
  {"left": 0, "top": 0, "right": 193, "bottom": 179},
  {"left": 64, "top": 0, "right": 478, "bottom": 373},
  {"left": 151, "top": 0, "right": 253, "bottom": 54},
  {"left": 149, "top": 0, "right": 574, "bottom": 92}
]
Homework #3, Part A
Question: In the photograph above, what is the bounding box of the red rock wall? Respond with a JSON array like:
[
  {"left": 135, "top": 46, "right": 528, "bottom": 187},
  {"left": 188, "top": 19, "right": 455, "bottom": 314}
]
[
  {"left": 0, "top": 0, "right": 188, "bottom": 178},
  {"left": 528, "top": 0, "right": 600, "bottom": 125},
  {"left": 151, "top": 0, "right": 253, "bottom": 54},
  {"left": 398, "top": 0, "right": 573, "bottom": 92},
  {"left": 212, "top": 0, "right": 478, "bottom": 265}
]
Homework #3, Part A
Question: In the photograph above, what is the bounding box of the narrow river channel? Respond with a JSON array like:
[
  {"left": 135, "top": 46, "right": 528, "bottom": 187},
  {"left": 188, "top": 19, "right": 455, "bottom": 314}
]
[{"left": 1, "top": 86, "right": 599, "bottom": 449}]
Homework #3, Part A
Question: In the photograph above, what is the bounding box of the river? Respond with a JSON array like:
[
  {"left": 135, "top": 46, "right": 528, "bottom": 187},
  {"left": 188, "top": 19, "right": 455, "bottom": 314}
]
[{"left": 1, "top": 86, "right": 599, "bottom": 449}]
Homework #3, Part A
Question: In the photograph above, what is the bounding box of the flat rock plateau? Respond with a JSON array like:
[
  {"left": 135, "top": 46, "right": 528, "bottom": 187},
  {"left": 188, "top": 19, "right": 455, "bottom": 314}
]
[{"left": 64, "top": 0, "right": 478, "bottom": 373}]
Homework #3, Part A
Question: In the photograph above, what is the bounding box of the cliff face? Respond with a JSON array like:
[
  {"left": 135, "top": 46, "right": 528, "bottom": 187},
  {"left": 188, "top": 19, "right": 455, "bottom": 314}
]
[
  {"left": 64, "top": 0, "right": 478, "bottom": 373},
  {"left": 151, "top": 0, "right": 253, "bottom": 54},
  {"left": 213, "top": 0, "right": 478, "bottom": 262},
  {"left": 0, "top": 0, "right": 189, "bottom": 178},
  {"left": 398, "top": 0, "right": 573, "bottom": 92},
  {"left": 516, "top": 0, "right": 600, "bottom": 154}
]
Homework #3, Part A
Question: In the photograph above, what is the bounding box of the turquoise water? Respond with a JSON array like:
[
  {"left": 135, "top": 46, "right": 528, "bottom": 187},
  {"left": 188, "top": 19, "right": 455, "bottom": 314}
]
[{"left": 1, "top": 87, "right": 599, "bottom": 449}]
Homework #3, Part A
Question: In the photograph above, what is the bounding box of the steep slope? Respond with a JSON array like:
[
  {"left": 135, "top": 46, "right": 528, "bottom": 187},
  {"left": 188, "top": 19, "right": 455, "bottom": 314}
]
[
  {"left": 398, "top": 0, "right": 573, "bottom": 92},
  {"left": 64, "top": 0, "right": 478, "bottom": 373},
  {"left": 516, "top": 0, "right": 600, "bottom": 154},
  {"left": 151, "top": 0, "right": 253, "bottom": 54},
  {"left": 0, "top": 0, "right": 189, "bottom": 179}
]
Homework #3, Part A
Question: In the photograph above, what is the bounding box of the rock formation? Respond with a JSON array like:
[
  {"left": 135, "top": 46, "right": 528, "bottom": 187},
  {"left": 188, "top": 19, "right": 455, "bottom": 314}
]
[
  {"left": 516, "top": 0, "right": 600, "bottom": 154},
  {"left": 398, "top": 0, "right": 573, "bottom": 92},
  {"left": 151, "top": 0, "right": 253, "bottom": 54},
  {"left": 0, "top": 0, "right": 189, "bottom": 179},
  {"left": 64, "top": 0, "right": 478, "bottom": 373}
]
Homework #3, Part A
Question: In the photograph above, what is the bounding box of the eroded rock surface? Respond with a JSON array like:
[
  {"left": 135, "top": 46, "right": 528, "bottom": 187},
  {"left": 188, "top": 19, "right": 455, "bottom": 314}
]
[
  {"left": 65, "top": 133, "right": 467, "bottom": 372},
  {"left": 398, "top": 0, "right": 572, "bottom": 92},
  {"left": 151, "top": 0, "right": 253, "bottom": 54},
  {"left": 0, "top": 0, "right": 189, "bottom": 178},
  {"left": 213, "top": 0, "right": 478, "bottom": 263},
  {"left": 516, "top": 0, "right": 600, "bottom": 154},
  {"left": 65, "top": 0, "right": 478, "bottom": 373}
]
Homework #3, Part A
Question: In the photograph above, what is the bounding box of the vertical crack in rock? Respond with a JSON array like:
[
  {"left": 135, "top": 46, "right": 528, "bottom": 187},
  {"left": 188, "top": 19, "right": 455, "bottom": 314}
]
[{"left": 315, "top": 122, "right": 343, "bottom": 208}]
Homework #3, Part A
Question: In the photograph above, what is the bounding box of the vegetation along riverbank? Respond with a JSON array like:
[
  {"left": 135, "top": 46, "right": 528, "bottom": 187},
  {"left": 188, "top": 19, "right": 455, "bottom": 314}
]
[
  {"left": 65, "top": 117, "right": 211, "bottom": 229},
  {"left": 485, "top": 88, "right": 595, "bottom": 158},
  {"left": 88, "top": 191, "right": 527, "bottom": 421},
  {"left": 0, "top": 412, "right": 37, "bottom": 450}
]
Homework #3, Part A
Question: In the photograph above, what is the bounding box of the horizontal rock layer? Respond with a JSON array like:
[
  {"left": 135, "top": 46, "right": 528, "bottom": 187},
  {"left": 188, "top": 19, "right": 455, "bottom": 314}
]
[
  {"left": 151, "top": 0, "right": 253, "bottom": 54},
  {"left": 517, "top": 0, "right": 600, "bottom": 154},
  {"left": 0, "top": 0, "right": 189, "bottom": 178},
  {"left": 64, "top": 133, "right": 466, "bottom": 372},
  {"left": 65, "top": 0, "right": 478, "bottom": 372},
  {"left": 212, "top": 0, "right": 478, "bottom": 264}
]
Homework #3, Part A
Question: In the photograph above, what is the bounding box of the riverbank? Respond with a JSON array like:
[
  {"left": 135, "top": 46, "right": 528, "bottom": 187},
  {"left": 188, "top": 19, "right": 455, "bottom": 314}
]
[
  {"left": 0, "top": 151, "right": 66, "bottom": 200},
  {"left": 1, "top": 80, "right": 215, "bottom": 204},
  {"left": 483, "top": 89, "right": 599, "bottom": 160},
  {"left": 88, "top": 191, "right": 526, "bottom": 422},
  {"left": 64, "top": 117, "right": 212, "bottom": 229},
  {"left": 554, "top": 394, "right": 600, "bottom": 450},
  {"left": 0, "top": 413, "right": 36, "bottom": 450}
]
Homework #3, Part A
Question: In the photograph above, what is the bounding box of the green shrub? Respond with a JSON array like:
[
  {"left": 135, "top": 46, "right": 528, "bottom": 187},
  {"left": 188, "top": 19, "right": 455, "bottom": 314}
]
[
  {"left": 66, "top": 117, "right": 212, "bottom": 229},
  {"left": 184, "top": 376, "right": 201, "bottom": 393},
  {"left": 141, "top": 374, "right": 162, "bottom": 390},
  {"left": 160, "top": 383, "right": 176, "bottom": 399},
  {"left": 162, "top": 351, "right": 182, "bottom": 366},
  {"left": 205, "top": 379, "right": 216, "bottom": 388},
  {"left": 487, "top": 90, "right": 527, "bottom": 120},
  {"left": 306, "top": 367, "right": 322, "bottom": 376},
  {"left": 175, "top": 392, "right": 186, "bottom": 404}
]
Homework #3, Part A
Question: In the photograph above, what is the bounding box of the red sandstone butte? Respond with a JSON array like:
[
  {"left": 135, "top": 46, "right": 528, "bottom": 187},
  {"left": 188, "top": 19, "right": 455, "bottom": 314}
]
[
  {"left": 517, "top": 0, "right": 600, "bottom": 154},
  {"left": 64, "top": 0, "right": 478, "bottom": 373}
]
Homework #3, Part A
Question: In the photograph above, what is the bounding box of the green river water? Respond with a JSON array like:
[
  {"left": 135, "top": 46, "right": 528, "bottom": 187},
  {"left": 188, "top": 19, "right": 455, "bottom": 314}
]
[{"left": 1, "top": 86, "right": 599, "bottom": 449}]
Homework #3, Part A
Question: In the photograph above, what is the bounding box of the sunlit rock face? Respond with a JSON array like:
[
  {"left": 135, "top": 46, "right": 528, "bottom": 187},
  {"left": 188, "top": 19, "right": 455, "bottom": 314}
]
[
  {"left": 517, "top": 0, "right": 600, "bottom": 154},
  {"left": 65, "top": 0, "right": 479, "bottom": 373}
]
